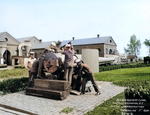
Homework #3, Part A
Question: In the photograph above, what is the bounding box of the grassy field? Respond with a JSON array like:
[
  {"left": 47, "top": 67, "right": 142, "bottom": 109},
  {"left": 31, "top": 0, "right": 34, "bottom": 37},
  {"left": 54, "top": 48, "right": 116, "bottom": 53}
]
[
  {"left": 0, "top": 68, "right": 28, "bottom": 81},
  {"left": 95, "top": 67, "right": 150, "bottom": 86},
  {"left": 86, "top": 67, "right": 150, "bottom": 115}
]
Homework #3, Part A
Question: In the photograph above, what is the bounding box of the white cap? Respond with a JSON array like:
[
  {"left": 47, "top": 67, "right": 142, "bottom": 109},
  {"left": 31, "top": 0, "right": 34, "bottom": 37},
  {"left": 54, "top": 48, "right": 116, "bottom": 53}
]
[
  {"left": 30, "top": 52, "right": 34, "bottom": 55},
  {"left": 75, "top": 59, "right": 80, "bottom": 63},
  {"left": 50, "top": 42, "right": 56, "bottom": 46},
  {"left": 66, "top": 44, "right": 71, "bottom": 47}
]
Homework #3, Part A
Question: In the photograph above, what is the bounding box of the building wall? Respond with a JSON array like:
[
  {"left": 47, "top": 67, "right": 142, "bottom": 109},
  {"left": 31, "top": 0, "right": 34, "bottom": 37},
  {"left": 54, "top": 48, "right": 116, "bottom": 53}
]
[
  {"left": 0, "top": 43, "right": 18, "bottom": 65},
  {"left": 104, "top": 44, "right": 117, "bottom": 55},
  {"left": 74, "top": 44, "right": 104, "bottom": 57},
  {"left": 7, "top": 44, "right": 18, "bottom": 56},
  {"left": 31, "top": 49, "right": 44, "bottom": 58},
  {"left": 74, "top": 43, "right": 118, "bottom": 57}
]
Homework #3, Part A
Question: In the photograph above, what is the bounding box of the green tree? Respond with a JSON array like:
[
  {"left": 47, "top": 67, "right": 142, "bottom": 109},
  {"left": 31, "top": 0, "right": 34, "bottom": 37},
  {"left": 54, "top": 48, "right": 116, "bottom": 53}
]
[
  {"left": 124, "top": 35, "right": 141, "bottom": 55},
  {"left": 143, "top": 39, "right": 150, "bottom": 56}
]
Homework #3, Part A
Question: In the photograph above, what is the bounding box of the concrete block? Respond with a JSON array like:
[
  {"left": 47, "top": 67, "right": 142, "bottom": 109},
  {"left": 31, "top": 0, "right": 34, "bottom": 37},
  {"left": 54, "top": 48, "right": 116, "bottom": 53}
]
[{"left": 82, "top": 49, "right": 99, "bottom": 73}]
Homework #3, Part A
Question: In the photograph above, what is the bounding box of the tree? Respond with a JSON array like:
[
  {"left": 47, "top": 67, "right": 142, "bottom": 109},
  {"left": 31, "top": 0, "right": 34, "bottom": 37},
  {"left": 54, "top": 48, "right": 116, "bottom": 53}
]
[
  {"left": 124, "top": 35, "right": 141, "bottom": 55},
  {"left": 143, "top": 39, "right": 150, "bottom": 56}
]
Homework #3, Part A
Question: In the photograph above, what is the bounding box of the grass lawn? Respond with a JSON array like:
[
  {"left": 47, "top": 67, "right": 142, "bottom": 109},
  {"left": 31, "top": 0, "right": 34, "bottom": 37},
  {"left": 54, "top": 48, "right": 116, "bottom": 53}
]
[
  {"left": 0, "top": 68, "right": 28, "bottom": 81},
  {"left": 95, "top": 67, "right": 150, "bottom": 86},
  {"left": 85, "top": 67, "right": 150, "bottom": 115}
]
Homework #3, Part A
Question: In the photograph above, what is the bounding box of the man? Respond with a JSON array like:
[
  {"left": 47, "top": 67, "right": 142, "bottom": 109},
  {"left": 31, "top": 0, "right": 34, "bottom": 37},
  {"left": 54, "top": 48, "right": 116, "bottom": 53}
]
[
  {"left": 38, "top": 42, "right": 56, "bottom": 78},
  {"left": 62, "top": 44, "right": 74, "bottom": 86},
  {"left": 27, "top": 52, "right": 36, "bottom": 72},
  {"left": 27, "top": 52, "right": 36, "bottom": 87},
  {"left": 75, "top": 59, "right": 101, "bottom": 95}
]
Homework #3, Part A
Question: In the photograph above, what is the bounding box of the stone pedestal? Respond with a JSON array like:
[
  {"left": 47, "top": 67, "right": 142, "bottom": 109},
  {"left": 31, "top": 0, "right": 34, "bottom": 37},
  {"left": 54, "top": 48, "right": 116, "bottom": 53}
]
[{"left": 26, "top": 79, "right": 70, "bottom": 100}]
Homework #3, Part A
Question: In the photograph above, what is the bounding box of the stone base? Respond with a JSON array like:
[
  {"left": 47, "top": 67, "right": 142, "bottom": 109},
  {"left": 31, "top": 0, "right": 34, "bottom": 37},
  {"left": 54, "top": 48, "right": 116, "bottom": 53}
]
[
  {"left": 26, "top": 87, "right": 70, "bottom": 100},
  {"left": 26, "top": 79, "right": 70, "bottom": 100},
  {"left": 34, "top": 79, "right": 69, "bottom": 91}
]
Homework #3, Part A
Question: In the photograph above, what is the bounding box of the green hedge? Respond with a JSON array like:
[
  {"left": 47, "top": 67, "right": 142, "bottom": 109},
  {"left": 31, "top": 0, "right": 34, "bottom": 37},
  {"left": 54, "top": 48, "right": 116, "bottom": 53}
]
[
  {"left": 0, "top": 77, "right": 28, "bottom": 93},
  {"left": 99, "top": 63, "right": 150, "bottom": 72}
]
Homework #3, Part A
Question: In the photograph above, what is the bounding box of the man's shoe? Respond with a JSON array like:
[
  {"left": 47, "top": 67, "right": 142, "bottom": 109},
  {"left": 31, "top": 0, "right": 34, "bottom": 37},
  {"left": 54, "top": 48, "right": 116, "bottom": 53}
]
[
  {"left": 95, "top": 92, "right": 101, "bottom": 95},
  {"left": 80, "top": 92, "right": 85, "bottom": 95}
]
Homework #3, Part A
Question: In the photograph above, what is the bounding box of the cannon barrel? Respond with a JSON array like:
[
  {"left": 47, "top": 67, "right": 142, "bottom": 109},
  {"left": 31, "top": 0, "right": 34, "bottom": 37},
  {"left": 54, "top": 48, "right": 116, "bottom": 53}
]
[
  {"left": 43, "top": 53, "right": 59, "bottom": 73},
  {"left": 26, "top": 52, "right": 78, "bottom": 74}
]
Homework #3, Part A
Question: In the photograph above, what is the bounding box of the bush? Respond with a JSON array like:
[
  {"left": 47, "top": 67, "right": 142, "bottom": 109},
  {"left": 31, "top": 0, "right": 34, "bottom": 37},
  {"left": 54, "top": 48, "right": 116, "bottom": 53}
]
[
  {"left": 124, "top": 81, "right": 150, "bottom": 114},
  {"left": 0, "top": 77, "right": 28, "bottom": 93},
  {"left": 125, "top": 81, "right": 150, "bottom": 100},
  {"left": 99, "top": 63, "right": 150, "bottom": 72}
]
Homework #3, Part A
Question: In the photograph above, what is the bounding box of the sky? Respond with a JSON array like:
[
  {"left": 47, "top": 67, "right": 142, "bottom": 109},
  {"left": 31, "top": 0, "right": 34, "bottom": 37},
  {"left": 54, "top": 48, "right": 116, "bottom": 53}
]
[{"left": 0, "top": 0, "right": 150, "bottom": 57}]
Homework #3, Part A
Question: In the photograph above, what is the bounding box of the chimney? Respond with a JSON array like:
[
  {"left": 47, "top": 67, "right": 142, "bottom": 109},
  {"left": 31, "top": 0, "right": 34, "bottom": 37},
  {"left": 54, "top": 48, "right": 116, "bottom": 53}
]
[
  {"left": 39, "top": 39, "right": 42, "bottom": 43},
  {"left": 97, "top": 34, "right": 100, "bottom": 38},
  {"left": 72, "top": 37, "right": 75, "bottom": 40}
]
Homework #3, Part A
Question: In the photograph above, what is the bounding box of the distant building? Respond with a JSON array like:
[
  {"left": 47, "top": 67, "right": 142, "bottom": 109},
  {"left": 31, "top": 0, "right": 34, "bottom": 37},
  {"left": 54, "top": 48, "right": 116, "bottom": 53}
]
[
  {"left": 0, "top": 32, "right": 119, "bottom": 65},
  {"left": 61, "top": 35, "right": 119, "bottom": 57},
  {"left": 0, "top": 32, "right": 20, "bottom": 65},
  {"left": 127, "top": 55, "right": 137, "bottom": 63}
]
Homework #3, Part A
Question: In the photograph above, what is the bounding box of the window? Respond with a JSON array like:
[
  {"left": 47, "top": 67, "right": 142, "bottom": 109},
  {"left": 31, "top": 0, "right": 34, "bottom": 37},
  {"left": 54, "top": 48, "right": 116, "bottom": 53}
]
[
  {"left": 21, "top": 46, "right": 26, "bottom": 51},
  {"left": 110, "top": 40, "right": 112, "bottom": 43},
  {"left": 5, "top": 38, "right": 8, "bottom": 41},
  {"left": 76, "top": 49, "right": 79, "bottom": 54},
  {"left": 109, "top": 49, "right": 112, "bottom": 54},
  {"left": 98, "top": 48, "right": 101, "bottom": 53}
]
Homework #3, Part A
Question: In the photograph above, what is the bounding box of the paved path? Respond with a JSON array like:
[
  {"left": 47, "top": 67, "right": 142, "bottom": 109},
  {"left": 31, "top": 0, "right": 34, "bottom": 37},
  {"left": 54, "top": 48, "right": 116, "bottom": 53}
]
[
  {"left": 0, "top": 81, "right": 125, "bottom": 115},
  {"left": 0, "top": 107, "right": 28, "bottom": 115}
]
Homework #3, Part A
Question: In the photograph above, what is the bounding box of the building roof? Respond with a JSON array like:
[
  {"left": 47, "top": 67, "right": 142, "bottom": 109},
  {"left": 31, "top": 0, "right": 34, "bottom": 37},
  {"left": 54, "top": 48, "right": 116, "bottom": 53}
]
[
  {"left": 60, "top": 36, "right": 116, "bottom": 47},
  {"left": 0, "top": 32, "right": 20, "bottom": 44},
  {"left": 31, "top": 41, "right": 55, "bottom": 49},
  {"left": 17, "top": 36, "right": 38, "bottom": 43}
]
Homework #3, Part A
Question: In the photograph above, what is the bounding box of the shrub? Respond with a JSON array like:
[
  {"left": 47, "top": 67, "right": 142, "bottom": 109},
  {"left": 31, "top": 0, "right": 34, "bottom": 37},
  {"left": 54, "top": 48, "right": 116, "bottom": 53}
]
[
  {"left": 124, "top": 81, "right": 150, "bottom": 114},
  {"left": 99, "top": 63, "right": 150, "bottom": 72},
  {"left": 125, "top": 80, "right": 150, "bottom": 100},
  {"left": 0, "top": 77, "right": 28, "bottom": 93}
]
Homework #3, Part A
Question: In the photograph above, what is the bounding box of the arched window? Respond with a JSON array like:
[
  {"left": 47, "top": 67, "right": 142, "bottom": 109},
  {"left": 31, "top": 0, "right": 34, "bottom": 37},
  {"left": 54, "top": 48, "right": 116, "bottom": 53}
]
[
  {"left": 98, "top": 48, "right": 101, "bottom": 53},
  {"left": 5, "top": 38, "right": 8, "bottom": 41},
  {"left": 21, "top": 46, "right": 26, "bottom": 51},
  {"left": 109, "top": 49, "right": 112, "bottom": 54}
]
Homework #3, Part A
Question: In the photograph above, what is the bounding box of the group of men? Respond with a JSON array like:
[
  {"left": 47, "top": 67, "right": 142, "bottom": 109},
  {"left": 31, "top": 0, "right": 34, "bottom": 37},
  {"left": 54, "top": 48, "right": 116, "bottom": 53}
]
[{"left": 27, "top": 42, "right": 101, "bottom": 95}]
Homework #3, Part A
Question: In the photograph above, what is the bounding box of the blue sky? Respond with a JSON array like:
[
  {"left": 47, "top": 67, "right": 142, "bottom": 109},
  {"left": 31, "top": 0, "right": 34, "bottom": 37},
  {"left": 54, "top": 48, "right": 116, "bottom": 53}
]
[{"left": 0, "top": 0, "right": 150, "bottom": 57}]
